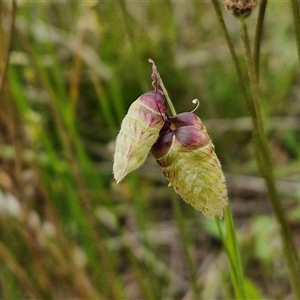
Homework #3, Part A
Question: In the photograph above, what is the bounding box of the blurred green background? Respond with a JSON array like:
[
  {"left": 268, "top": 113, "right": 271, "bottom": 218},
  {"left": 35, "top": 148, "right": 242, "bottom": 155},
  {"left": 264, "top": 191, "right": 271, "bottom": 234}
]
[{"left": 0, "top": 1, "right": 300, "bottom": 299}]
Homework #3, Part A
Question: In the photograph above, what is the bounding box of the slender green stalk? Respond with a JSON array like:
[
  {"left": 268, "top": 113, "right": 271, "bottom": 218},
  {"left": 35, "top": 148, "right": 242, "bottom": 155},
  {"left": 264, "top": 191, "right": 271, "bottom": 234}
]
[
  {"left": 119, "top": 0, "right": 149, "bottom": 92},
  {"left": 253, "top": 0, "right": 268, "bottom": 79},
  {"left": 211, "top": 0, "right": 249, "bottom": 103},
  {"left": 0, "top": 0, "right": 16, "bottom": 96},
  {"left": 156, "top": 71, "right": 177, "bottom": 116},
  {"left": 215, "top": 207, "right": 246, "bottom": 299},
  {"left": 290, "top": 0, "right": 300, "bottom": 66},
  {"left": 239, "top": 19, "right": 300, "bottom": 299},
  {"left": 211, "top": 3, "right": 300, "bottom": 295}
]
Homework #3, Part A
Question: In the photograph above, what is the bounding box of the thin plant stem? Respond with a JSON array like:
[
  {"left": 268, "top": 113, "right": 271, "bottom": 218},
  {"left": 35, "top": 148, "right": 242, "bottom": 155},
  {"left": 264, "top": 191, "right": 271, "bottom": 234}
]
[
  {"left": 253, "top": 0, "right": 268, "bottom": 79},
  {"left": 211, "top": 2, "right": 300, "bottom": 297},
  {"left": 156, "top": 71, "right": 177, "bottom": 116},
  {"left": 0, "top": 0, "right": 16, "bottom": 96},
  {"left": 239, "top": 19, "right": 300, "bottom": 299},
  {"left": 210, "top": 0, "right": 249, "bottom": 103},
  {"left": 119, "top": 0, "right": 149, "bottom": 91},
  {"left": 290, "top": 0, "right": 300, "bottom": 66},
  {"left": 215, "top": 207, "right": 246, "bottom": 300}
]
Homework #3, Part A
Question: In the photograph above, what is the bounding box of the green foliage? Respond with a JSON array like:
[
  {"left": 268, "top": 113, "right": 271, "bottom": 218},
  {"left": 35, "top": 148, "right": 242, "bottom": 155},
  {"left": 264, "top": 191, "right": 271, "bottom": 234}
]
[{"left": 0, "top": 1, "right": 300, "bottom": 299}]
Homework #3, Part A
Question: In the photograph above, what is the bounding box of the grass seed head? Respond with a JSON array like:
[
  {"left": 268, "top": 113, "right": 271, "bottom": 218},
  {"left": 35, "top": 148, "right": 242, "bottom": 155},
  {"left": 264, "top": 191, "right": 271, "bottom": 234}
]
[
  {"left": 225, "top": 0, "right": 257, "bottom": 18},
  {"left": 113, "top": 91, "right": 167, "bottom": 183},
  {"left": 152, "top": 112, "right": 228, "bottom": 218}
]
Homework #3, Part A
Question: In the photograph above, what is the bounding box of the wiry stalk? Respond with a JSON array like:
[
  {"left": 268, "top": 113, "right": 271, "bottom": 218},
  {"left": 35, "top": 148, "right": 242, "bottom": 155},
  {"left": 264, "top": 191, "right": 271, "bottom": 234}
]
[
  {"left": 239, "top": 19, "right": 300, "bottom": 299},
  {"left": 215, "top": 208, "right": 246, "bottom": 300},
  {"left": 253, "top": 0, "right": 268, "bottom": 79},
  {"left": 212, "top": 1, "right": 300, "bottom": 298},
  {"left": 290, "top": 0, "right": 300, "bottom": 66},
  {"left": 0, "top": 0, "right": 16, "bottom": 96},
  {"left": 210, "top": 0, "right": 249, "bottom": 103}
]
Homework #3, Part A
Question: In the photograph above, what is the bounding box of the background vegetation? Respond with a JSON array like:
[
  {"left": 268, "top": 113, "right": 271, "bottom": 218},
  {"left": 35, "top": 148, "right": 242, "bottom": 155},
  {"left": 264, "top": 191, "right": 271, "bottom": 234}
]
[{"left": 0, "top": 1, "right": 300, "bottom": 299}]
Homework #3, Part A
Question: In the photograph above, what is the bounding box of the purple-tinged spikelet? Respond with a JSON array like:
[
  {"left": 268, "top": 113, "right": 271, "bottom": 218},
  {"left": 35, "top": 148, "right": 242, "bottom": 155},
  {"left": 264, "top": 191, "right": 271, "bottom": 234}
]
[
  {"left": 152, "top": 112, "right": 228, "bottom": 218},
  {"left": 113, "top": 91, "right": 167, "bottom": 183}
]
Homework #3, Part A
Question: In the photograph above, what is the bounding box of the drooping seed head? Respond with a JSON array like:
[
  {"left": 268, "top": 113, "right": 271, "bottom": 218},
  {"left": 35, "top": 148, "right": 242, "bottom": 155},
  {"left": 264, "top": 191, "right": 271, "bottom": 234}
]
[
  {"left": 113, "top": 90, "right": 167, "bottom": 183},
  {"left": 152, "top": 112, "right": 228, "bottom": 218}
]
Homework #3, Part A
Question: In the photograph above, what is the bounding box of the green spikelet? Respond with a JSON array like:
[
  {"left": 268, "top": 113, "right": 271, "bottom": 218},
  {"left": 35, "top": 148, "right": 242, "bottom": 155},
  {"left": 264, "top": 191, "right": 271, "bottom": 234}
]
[
  {"left": 152, "top": 112, "right": 228, "bottom": 218},
  {"left": 113, "top": 91, "right": 167, "bottom": 183}
]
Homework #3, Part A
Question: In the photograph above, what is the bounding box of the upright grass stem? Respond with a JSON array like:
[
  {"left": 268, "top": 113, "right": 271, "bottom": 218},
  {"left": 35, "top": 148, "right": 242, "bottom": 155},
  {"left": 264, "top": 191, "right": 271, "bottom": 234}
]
[
  {"left": 0, "top": 0, "right": 16, "bottom": 96},
  {"left": 290, "top": 0, "right": 300, "bottom": 66},
  {"left": 215, "top": 208, "right": 246, "bottom": 300},
  {"left": 239, "top": 19, "right": 300, "bottom": 299},
  {"left": 253, "top": 0, "right": 268, "bottom": 80},
  {"left": 210, "top": 0, "right": 249, "bottom": 102},
  {"left": 211, "top": 2, "right": 300, "bottom": 296}
]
